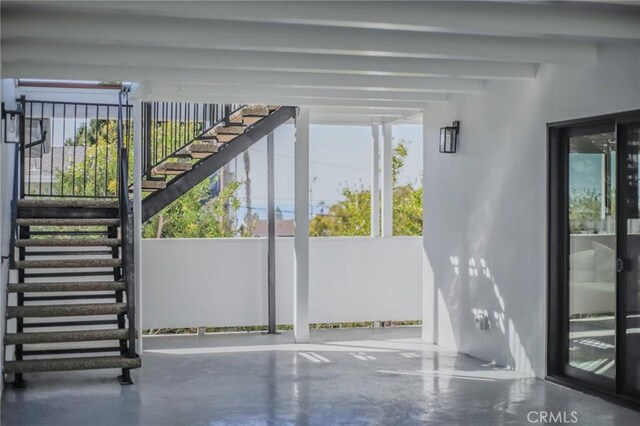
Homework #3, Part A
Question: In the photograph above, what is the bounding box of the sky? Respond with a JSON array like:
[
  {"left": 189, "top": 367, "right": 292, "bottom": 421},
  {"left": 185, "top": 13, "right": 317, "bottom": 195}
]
[{"left": 229, "top": 123, "right": 423, "bottom": 220}]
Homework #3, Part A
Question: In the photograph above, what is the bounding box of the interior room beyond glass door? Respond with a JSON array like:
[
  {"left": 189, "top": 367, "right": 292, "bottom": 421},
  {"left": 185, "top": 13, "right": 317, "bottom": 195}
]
[{"left": 565, "top": 127, "right": 616, "bottom": 387}]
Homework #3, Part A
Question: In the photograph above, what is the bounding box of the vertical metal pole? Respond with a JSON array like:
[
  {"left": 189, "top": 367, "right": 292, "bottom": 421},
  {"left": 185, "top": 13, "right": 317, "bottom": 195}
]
[
  {"left": 371, "top": 123, "right": 380, "bottom": 237},
  {"left": 144, "top": 102, "right": 152, "bottom": 176},
  {"left": 132, "top": 97, "right": 143, "bottom": 354},
  {"left": 18, "top": 96, "right": 25, "bottom": 199},
  {"left": 294, "top": 108, "right": 310, "bottom": 343},
  {"left": 381, "top": 123, "right": 393, "bottom": 237},
  {"left": 267, "top": 131, "right": 276, "bottom": 334},
  {"left": 224, "top": 105, "right": 231, "bottom": 126}
]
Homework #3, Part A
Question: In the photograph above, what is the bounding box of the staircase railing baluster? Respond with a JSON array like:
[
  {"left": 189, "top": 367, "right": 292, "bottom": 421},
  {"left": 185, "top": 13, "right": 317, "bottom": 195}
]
[{"left": 140, "top": 101, "right": 243, "bottom": 181}]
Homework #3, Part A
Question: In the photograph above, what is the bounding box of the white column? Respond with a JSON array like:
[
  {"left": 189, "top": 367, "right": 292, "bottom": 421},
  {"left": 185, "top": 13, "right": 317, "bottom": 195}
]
[
  {"left": 371, "top": 123, "right": 380, "bottom": 237},
  {"left": 294, "top": 108, "right": 310, "bottom": 343},
  {"left": 421, "top": 109, "right": 435, "bottom": 342},
  {"left": 132, "top": 96, "right": 143, "bottom": 353},
  {"left": 381, "top": 123, "right": 393, "bottom": 237}
]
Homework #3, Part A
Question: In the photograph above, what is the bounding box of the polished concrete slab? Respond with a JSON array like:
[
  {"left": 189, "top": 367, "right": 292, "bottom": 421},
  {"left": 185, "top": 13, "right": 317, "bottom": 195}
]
[{"left": 2, "top": 327, "right": 640, "bottom": 425}]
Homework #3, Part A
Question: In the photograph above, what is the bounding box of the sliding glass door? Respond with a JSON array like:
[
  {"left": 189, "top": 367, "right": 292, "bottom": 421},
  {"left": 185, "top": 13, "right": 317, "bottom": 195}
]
[
  {"left": 566, "top": 126, "right": 617, "bottom": 387},
  {"left": 619, "top": 120, "right": 640, "bottom": 397},
  {"left": 548, "top": 110, "right": 640, "bottom": 403}
]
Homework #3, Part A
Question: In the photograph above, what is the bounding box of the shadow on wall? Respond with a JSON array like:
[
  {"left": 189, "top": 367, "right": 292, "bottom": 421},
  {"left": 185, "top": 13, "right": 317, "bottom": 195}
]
[{"left": 424, "top": 81, "right": 544, "bottom": 376}]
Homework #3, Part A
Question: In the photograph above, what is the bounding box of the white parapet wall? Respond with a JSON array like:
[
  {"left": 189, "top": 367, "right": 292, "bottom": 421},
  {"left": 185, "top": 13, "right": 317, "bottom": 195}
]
[{"left": 141, "top": 237, "right": 422, "bottom": 329}]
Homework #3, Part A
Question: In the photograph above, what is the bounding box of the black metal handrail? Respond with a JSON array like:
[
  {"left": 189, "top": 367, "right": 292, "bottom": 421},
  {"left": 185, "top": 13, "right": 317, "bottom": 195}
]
[
  {"left": 141, "top": 102, "right": 242, "bottom": 177},
  {"left": 117, "top": 90, "right": 136, "bottom": 358},
  {"left": 9, "top": 131, "right": 20, "bottom": 267}
]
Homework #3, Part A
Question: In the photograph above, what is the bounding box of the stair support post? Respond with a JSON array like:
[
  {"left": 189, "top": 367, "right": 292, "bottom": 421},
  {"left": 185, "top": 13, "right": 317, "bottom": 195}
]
[
  {"left": 294, "top": 108, "right": 310, "bottom": 344},
  {"left": 382, "top": 123, "right": 393, "bottom": 237},
  {"left": 267, "top": 131, "right": 276, "bottom": 334},
  {"left": 17, "top": 96, "right": 26, "bottom": 200},
  {"left": 132, "top": 97, "right": 143, "bottom": 356},
  {"left": 109, "top": 225, "right": 127, "bottom": 359},
  {"left": 143, "top": 102, "right": 153, "bottom": 177},
  {"left": 13, "top": 224, "right": 28, "bottom": 387},
  {"left": 371, "top": 123, "right": 381, "bottom": 237}
]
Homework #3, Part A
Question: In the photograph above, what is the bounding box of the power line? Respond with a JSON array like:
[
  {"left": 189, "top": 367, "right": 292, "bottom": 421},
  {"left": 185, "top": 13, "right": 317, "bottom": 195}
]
[{"left": 248, "top": 148, "right": 370, "bottom": 173}]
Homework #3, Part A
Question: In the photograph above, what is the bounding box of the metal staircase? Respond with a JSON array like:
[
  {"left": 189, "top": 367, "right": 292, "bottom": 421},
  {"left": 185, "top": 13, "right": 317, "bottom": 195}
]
[
  {"left": 2, "top": 95, "right": 295, "bottom": 386},
  {"left": 2, "top": 92, "right": 139, "bottom": 386},
  {"left": 140, "top": 104, "right": 297, "bottom": 221}
]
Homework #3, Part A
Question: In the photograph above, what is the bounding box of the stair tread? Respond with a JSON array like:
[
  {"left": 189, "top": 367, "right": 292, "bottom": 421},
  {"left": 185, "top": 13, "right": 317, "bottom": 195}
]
[
  {"left": 241, "top": 105, "right": 270, "bottom": 116},
  {"left": 216, "top": 126, "right": 245, "bottom": 135},
  {"left": 8, "top": 281, "right": 125, "bottom": 293},
  {"left": 6, "top": 303, "right": 127, "bottom": 318},
  {"left": 16, "top": 238, "right": 121, "bottom": 247},
  {"left": 153, "top": 162, "right": 192, "bottom": 176},
  {"left": 155, "top": 162, "right": 192, "bottom": 171},
  {"left": 241, "top": 116, "right": 264, "bottom": 125},
  {"left": 17, "top": 199, "right": 119, "bottom": 209},
  {"left": 196, "top": 133, "right": 219, "bottom": 141},
  {"left": 142, "top": 180, "right": 167, "bottom": 189},
  {"left": 4, "top": 355, "right": 141, "bottom": 373},
  {"left": 188, "top": 142, "right": 219, "bottom": 153},
  {"left": 5, "top": 328, "right": 129, "bottom": 345},
  {"left": 17, "top": 218, "right": 120, "bottom": 226},
  {"left": 227, "top": 113, "right": 244, "bottom": 124},
  {"left": 15, "top": 258, "right": 121, "bottom": 269}
]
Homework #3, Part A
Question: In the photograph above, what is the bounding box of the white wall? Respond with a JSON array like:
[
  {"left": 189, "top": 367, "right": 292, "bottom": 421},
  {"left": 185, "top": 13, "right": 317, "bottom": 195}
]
[
  {"left": 422, "top": 43, "right": 640, "bottom": 378},
  {"left": 142, "top": 237, "right": 422, "bottom": 329},
  {"left": 0, "top": 79, "right": 18, "bottom": 388}
]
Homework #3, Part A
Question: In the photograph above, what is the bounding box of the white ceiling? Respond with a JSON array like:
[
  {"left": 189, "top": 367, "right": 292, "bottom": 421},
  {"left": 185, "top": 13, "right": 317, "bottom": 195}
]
[{"left": 2, "top": 1, "right": 639, "bottom": 124}]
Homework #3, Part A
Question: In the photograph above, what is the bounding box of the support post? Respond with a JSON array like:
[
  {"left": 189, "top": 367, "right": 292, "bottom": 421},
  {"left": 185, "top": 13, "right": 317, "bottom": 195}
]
[
  {"left": 421, "top": 109, "right": 436, "bottom": 343},
  {"left": 143, "top": 102, "right": 152, "bottom": 177},
  {"left": 267, "top": 131, "right": 276, "bottom": 334},
  {"left": 294, "top": 108, "right": 310, "bottom": 343},
  {"left": 382, "top": 123, "right": 393, "bottom": 237},
  {"left": 371, "top": 123, "right": 380, "bottom": 237},
  {"left": 132, "top": 95, "right": 144, "bottom": 354}
]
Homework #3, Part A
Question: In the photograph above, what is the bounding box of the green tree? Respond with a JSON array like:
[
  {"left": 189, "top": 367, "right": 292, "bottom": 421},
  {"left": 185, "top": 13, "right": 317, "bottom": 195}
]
[
  {"left": 143, "top": 177, "right": 242, "bottom": 238},
  {"left": 55, "top": 119, "right": 125, "bottom": 197},
  {"left": 569, "top": 189, "right": 604, "bottom": 234},
  {"left": 56, "top": 118, "right": 244, "bottom": 238},
  {"left": 393, "top": 183, "right": 423, "bottom": 236},
  {"left": 310, "top": 184, "right": 371, "bottom": 236},
  {"left": 310, "top": 140, "right": 423, "bottom": 236}
]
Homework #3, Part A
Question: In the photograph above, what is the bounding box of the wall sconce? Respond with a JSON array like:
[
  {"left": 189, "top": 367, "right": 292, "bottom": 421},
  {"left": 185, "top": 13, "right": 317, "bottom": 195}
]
[
  {"left": 439, "top": 121, "right": 460, "bottom": 154},
  {"left": 2, "top": 102, "right": 21, "bottom": 144}
]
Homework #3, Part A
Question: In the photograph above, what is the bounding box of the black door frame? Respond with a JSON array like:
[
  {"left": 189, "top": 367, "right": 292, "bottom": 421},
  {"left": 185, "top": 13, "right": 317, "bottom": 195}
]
[{"left": 547, "top": 109, "right": 640, "bottom": 408}]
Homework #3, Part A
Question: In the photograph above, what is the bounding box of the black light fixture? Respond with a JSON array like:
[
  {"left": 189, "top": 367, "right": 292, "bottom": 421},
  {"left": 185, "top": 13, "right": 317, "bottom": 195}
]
[
  {"left": 439, "top": 121, "right": 460, "bottom": 154},
  {"left": 1, "top": 100, "right": 23, "bottom": 145}
]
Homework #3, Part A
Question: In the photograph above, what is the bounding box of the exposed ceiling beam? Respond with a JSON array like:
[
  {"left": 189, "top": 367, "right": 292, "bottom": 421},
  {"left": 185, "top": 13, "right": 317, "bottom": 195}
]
[
  {"left": 153, "top": 84, "right": 451, "bottom": 103},
  {"left": 145, "top": 92, "right": 428, "bottom": 110},
  {"left": 0, "top": 9, "right": 597, "bottom": 63},
  {"left": 1, "top": 41, "right": 536, "bottom": 80},
  {"left": 5, "top": 1, "right": 639, "bottom": 41},
  {"left": 308, "top": 113, "right": 406, "bottom": 126},
  {"left": 2, "top": 62, "right": 485, "bottom": 93},
  {"left": 307, "top": 107, "right": 418, "bottom": 119}
]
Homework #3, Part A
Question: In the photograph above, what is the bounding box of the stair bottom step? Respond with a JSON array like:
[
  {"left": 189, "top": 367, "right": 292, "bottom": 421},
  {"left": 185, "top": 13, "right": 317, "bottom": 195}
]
[
  {"left": 4, "top": 355, "right": 141, "bottom": 373},
  {"left": 4, "top": 328, "right": 129, "bottom": 345}
]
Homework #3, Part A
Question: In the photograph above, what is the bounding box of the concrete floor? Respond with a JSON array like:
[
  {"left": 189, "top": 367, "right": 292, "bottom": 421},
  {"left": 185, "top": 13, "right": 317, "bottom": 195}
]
[{"left": 2, "top": 327, "right": 640, "bottom": 425}]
